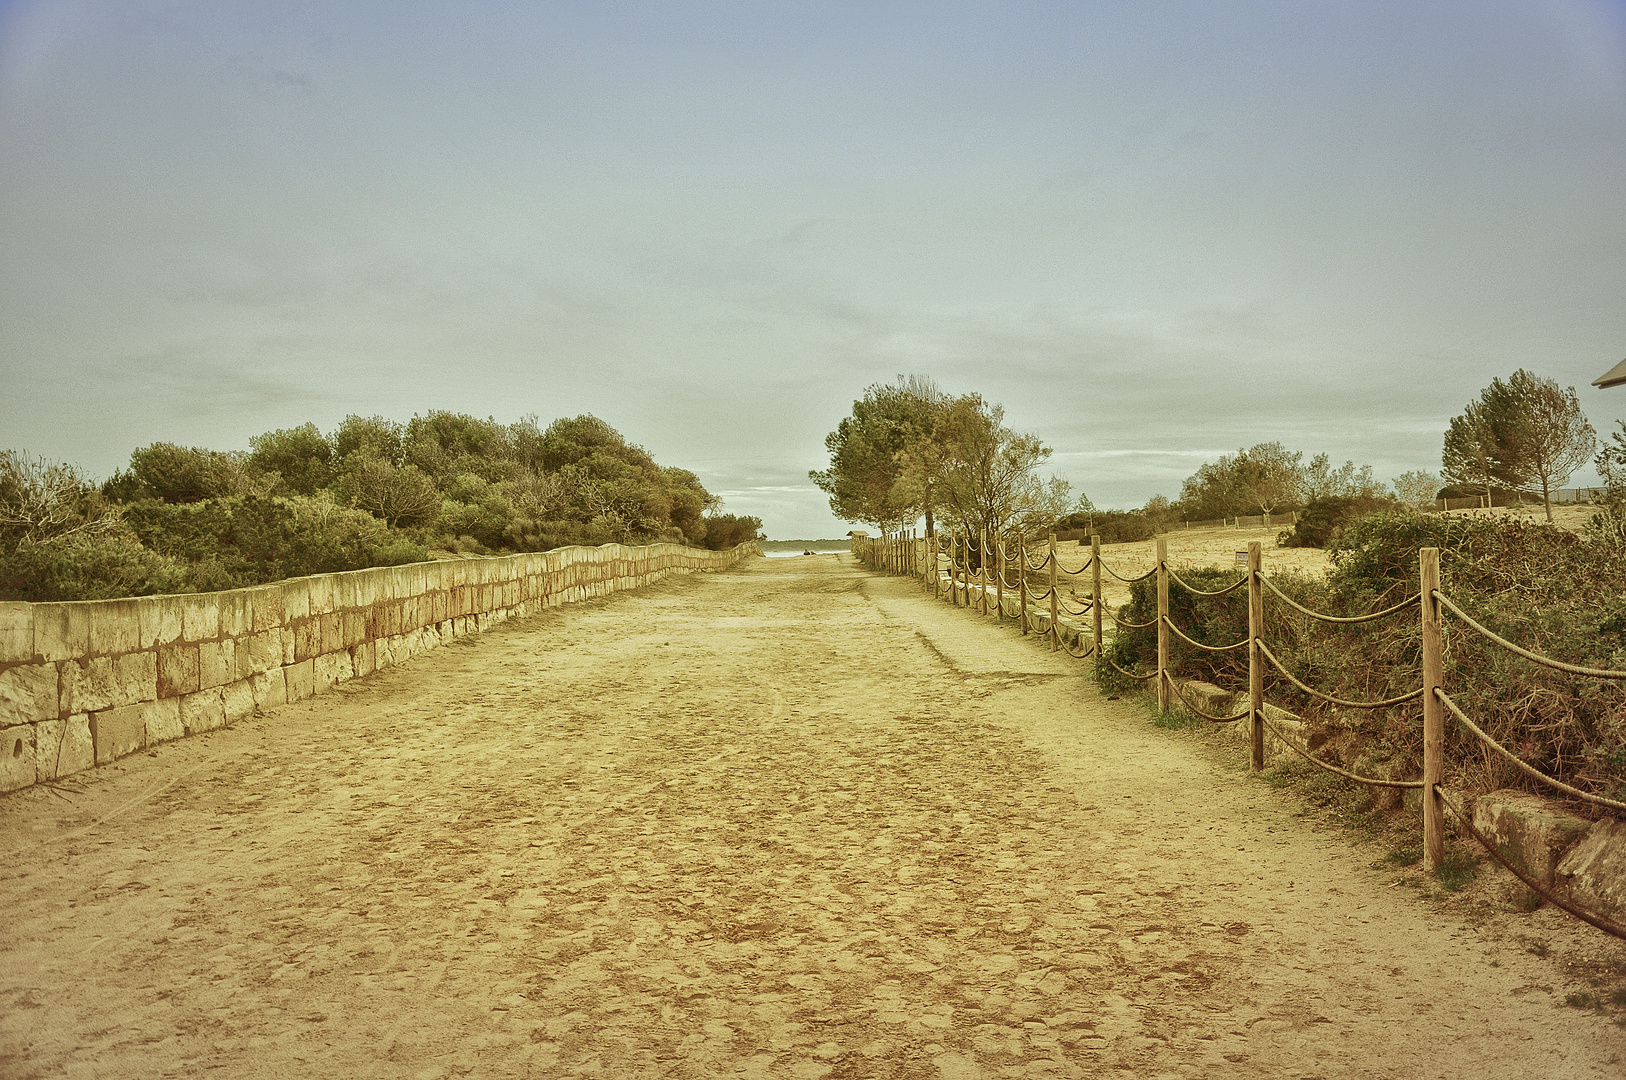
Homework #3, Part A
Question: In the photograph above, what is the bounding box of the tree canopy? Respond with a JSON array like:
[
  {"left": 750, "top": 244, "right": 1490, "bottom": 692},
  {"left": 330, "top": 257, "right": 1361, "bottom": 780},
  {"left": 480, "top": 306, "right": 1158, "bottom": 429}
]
[
  {"left": 1442, "top": 370, "right": 1595, "bottom": 521},
  {"left": 813, "top": 380, "right": 1070, "bottom": 544},
  {"left": 3, "top": 412, "right": 758, "bottom": 602}
]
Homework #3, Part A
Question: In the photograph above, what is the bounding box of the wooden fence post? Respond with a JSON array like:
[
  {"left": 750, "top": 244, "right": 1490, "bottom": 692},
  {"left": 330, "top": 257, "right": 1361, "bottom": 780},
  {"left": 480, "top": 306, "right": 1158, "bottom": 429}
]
[
  {"left": 953, "top": 535, "right": 963, "bottom": 606},
  {"left": 1420, "top": 547, "right": 1445, "bottom": 872},
  {"left": 1091, "top": 534, "right": 1104, "bottom": 657},
  {"left": 994, "top": 533, "right": 1004, "bottom": 620},
  {"left": 1156, "top": 536, "right": 1171, "bottom": 712},
  {"left": 1049, "top": 532, "right": 1060, "bottom": 651},
  {"left": 979, "top": 529, "right": 988, "bottom": 617},
  {"left": 1248, "top": 541, "right": 1264, "bottom": 772},
  {"left": 949, "top": 533, "right": 962, "bottom": 608},
  {"left": 1018, "top": 538, "right": 1030, "bottom": 634},
  {"left": 930, "top": 534, "right": 939, "bottom": 599}
]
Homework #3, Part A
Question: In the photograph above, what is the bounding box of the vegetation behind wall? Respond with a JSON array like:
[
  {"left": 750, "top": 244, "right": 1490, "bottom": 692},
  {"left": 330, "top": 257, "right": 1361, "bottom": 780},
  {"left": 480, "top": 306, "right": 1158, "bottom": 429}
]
[{"left": 0, "top": 413, "right": 763, "bottom": 602}]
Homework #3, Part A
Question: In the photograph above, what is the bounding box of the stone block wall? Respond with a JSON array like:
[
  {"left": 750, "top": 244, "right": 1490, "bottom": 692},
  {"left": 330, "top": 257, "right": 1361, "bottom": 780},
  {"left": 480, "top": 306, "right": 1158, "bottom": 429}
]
[{"left": 0, "top": 541, "right": 753, "bottom": 795}]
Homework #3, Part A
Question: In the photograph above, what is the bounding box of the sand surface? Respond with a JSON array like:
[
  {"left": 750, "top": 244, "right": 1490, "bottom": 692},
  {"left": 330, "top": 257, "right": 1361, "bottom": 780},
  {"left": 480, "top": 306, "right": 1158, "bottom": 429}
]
[{"left": 2, "top": 555, "right": 1622, "bottom": 1078}]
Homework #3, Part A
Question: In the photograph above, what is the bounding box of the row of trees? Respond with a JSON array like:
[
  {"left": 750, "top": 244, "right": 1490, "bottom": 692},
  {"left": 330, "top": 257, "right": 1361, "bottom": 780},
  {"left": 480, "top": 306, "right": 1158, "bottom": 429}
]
[
  {"left": 0, "top": 413, "right": 762, "bottom": 602},
  {"left": 810, "top": 379, "right": 1073, "bottom": 545},
  {"left": 1172, "top": 442, "right": 1440, "bottom": 522},
  {"left": 815, "top": 368, "right": 1607, "bottom": 551}
]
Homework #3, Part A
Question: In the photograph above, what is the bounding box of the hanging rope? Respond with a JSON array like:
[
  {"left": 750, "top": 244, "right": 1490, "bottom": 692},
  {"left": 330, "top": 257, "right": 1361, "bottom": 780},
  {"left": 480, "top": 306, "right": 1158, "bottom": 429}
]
[
  {"left": 1103, "top": 656, "right": 1158, "bottom": 681},
  {"left": 1259, "top": 716, "right": 1425, "bottom": 789},
  {"left": 1161, "top": 616, "right": 1249, "bottom": 653},
  {"left": 1261, "top": 577, "right": 1419, "bottom": 624},
  {"left": 1434, "top": 592, "right": 1626, "bottom": 680},
  {"left": 1435, "top": 689, "right": 1626, "bottom": 812},
  {"left": 1166, "top": 677, "right": 1252, "bottom": 723},
  {"left": 1102, "top": 562, "right": 1157, "bottom": 583},
  {"left": 1255, "top": 641, "right": 1424, "bottom": 709},
  {"left": 1164, "top": 569, "right": 1248, "bottom": 597},
  {"left": 1435, "top": 788, "right": 1626, "bottom": 941}
]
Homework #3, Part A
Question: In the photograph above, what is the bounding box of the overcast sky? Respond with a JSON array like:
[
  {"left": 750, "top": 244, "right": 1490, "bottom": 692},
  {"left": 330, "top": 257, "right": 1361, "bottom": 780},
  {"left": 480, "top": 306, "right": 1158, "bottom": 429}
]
[{"left": 3, "top": 1, "right": 1624, "bottom": 538}]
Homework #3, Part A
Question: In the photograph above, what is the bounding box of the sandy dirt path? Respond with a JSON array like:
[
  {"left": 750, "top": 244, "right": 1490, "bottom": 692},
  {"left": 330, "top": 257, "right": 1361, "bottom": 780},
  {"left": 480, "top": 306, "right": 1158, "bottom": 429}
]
[{"left": 2, "top": 555, "right": 1621, "bottom": 1079}]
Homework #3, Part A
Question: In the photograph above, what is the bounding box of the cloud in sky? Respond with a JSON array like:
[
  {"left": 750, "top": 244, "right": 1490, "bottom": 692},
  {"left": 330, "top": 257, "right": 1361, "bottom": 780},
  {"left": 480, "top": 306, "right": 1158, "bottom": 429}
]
[{"left": 2, "top": 1, "right": 1624, "bottom": 537}]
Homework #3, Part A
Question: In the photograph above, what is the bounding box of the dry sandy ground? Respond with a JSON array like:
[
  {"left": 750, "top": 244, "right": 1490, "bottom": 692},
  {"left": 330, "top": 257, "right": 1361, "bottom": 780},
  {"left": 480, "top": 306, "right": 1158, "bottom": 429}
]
[{"left": 2, "top": 556, "right": 1623, "bottom": 1079}]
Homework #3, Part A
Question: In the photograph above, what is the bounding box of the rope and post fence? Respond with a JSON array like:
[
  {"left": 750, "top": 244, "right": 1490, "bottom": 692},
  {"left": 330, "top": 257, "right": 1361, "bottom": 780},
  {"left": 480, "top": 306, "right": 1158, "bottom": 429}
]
[{"left": 850, "top": 529, "right": 1626, "bottom": 940}]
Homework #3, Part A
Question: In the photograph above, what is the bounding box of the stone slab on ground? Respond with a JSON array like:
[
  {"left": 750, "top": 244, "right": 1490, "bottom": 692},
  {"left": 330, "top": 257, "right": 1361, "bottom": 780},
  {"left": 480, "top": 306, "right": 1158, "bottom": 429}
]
[
  {"left": 1473, "top": 789, "right": 1593, "bottom": 891},
  {"left": 1557, "top": 818, "right": 1626, "bottom": 925}
]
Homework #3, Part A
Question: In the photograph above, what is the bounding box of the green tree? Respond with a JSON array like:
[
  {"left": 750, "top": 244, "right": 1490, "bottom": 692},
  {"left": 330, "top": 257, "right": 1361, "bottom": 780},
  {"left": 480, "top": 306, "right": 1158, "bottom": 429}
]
[
  {"left": 341, "top": 458, "right": 443, "bottom": 528},
  {"left": 248, "top": 423, "right": 335, "bottom": 497},
  {"left": 332, "top": 415, "right": 407, "bottom": 467},
  {"left": 1303, "top": 453, "right": 1384, "bottom": 500},
  {"left": 1443, "top": 370, "right": 1595, "bottom": 521},
  {"left": 1503, "top": 369, "right": 1595, "bottom": 522},
  {"left": 811, "top": 378, "right": 948, "bottom": 535},
  {"left": 932, "top": 396, "right": 1070, "bottom": 544},
  {"left": 1178, "top": 443, "right": 1307, "bottom": 520},
  {"left": 125, "top": 443, "right": 262, "bottom": 503},
  {"left": 1234, "top": 442, "right": 1304, "bottom": 515},
  {"left": 1390, "top": 469, "right": 1440, "bottom": 508}
]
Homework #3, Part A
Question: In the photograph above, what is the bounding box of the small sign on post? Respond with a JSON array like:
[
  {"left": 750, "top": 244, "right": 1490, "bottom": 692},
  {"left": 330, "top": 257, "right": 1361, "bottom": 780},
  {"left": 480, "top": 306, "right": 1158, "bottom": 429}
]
[{"left": 1234, "top": 551, "right": 1248, "bottom": 567}]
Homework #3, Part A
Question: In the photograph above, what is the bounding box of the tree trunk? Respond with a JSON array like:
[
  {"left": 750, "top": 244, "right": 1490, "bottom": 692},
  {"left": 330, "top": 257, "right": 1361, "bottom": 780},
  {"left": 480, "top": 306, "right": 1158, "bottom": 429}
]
[{"left": 1543, "top": 474, "right": 1553, "bottom": 522}]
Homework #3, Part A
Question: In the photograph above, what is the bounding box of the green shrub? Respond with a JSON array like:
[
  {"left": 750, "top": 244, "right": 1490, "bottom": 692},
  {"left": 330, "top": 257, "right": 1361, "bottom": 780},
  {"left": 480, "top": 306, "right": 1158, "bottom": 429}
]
[
  {"left": 1103, "top": 511, "right": 1626, "bottom": 807},
  {"left": 0, "top": 531, "right": 193, "bottom": 602},
  {"left": 701, "top": 514, "right": 763, "bottom": 550},
  {"left": 1279, "top": 494, "right": 1399, "bottom": 548}
]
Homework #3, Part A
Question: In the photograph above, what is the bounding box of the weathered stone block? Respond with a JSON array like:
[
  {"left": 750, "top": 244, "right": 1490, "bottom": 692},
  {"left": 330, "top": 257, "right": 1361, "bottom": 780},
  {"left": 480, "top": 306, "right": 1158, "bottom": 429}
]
[
  {"left": 113, "top": 651, "right": 158, "bottom": 706},
  {"left": 222, "top": 678, "right": 255, "bottom": 724},
  {"left": 246, "top": 630, "right": 281, "bottom": 675},
  {"left": 307, "top": 576, "right": 334, "bottom": 616},
  {"left": 374, "top": 636, "right": 397, "bottom": 670},
  {"left": 351, "top": 572, "right": 378, "bottom": 609},
  {"left": 135, "top": 595, "right": 184, "bottom": 650},
  {"left": 0, "top": 663, "right": 58, "bottom": 725},
  {"left": 91, "top": 703, "right": 145, "bottom": 763},
  {"left": 351, "top": 640, "right": 375, "bottom": 679},
  {"left": 1474, "top": 790, "right": 1592, "bottom": 890},
  {"left": 332, "top": 572, "right": 356, "bottom": 611},
  {"left": 280, "top": 626, "right": 295, "bottom": 666},
  {"left": 0, "top": 602, "right": 33, "bottom": 664},
  {"left": 35, "top": 715, "right": 93, "bottom": 782},
  {"left": 342, "top": 611, "right": 367, "bottom": 649},
  {"left": 1557, "top": 819, "right": 1626, "bottom": 924},
  {"left": 291, "top": 619, "right": 318, "bottom": 663},
  {"left": 250, "top": 669, "right": 286, "bottom": 710},
  {"left": 157, "top": 645, "right": 200, "bottom": 697},
  {"left": 64, "top": 657, "right": 114, "bottom": 714},
  {"left": 181, "top": 595, "right": 220, "bottom": 643},
  {"left": 319, "top": 611, "right": 344, "bottom": 655},
  {"left": 248, "top": 585, "right": 284, "bottom": 633},
  {"left": 32, "top": 603, "right": 88, "bottom": 662},
  {"left": 144, "top": 698, "right": 183, "bottom": 743},
  {"left": 198, "top": 640, "right": 235, "bottom": 690},
  {"left": 179, "top": 688, "right": 225, "bottom": 735},
  {"left": 284, "top": 660, "right": 315, "bottom": 703},
  {"left": 313, "top": 651, "right": 353, "bottom": 691},
  {"left": 217, "top": 590, "right": 252, "bottom": 639},
  {"left": 86, "top": 600, "right": 141, "bottom": 656},
  {"left": 0, "top": 723, "right": 35, "bottom": 793},
  {"left": 279, "top": 578, "right": 311, "bottom": 622}
]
